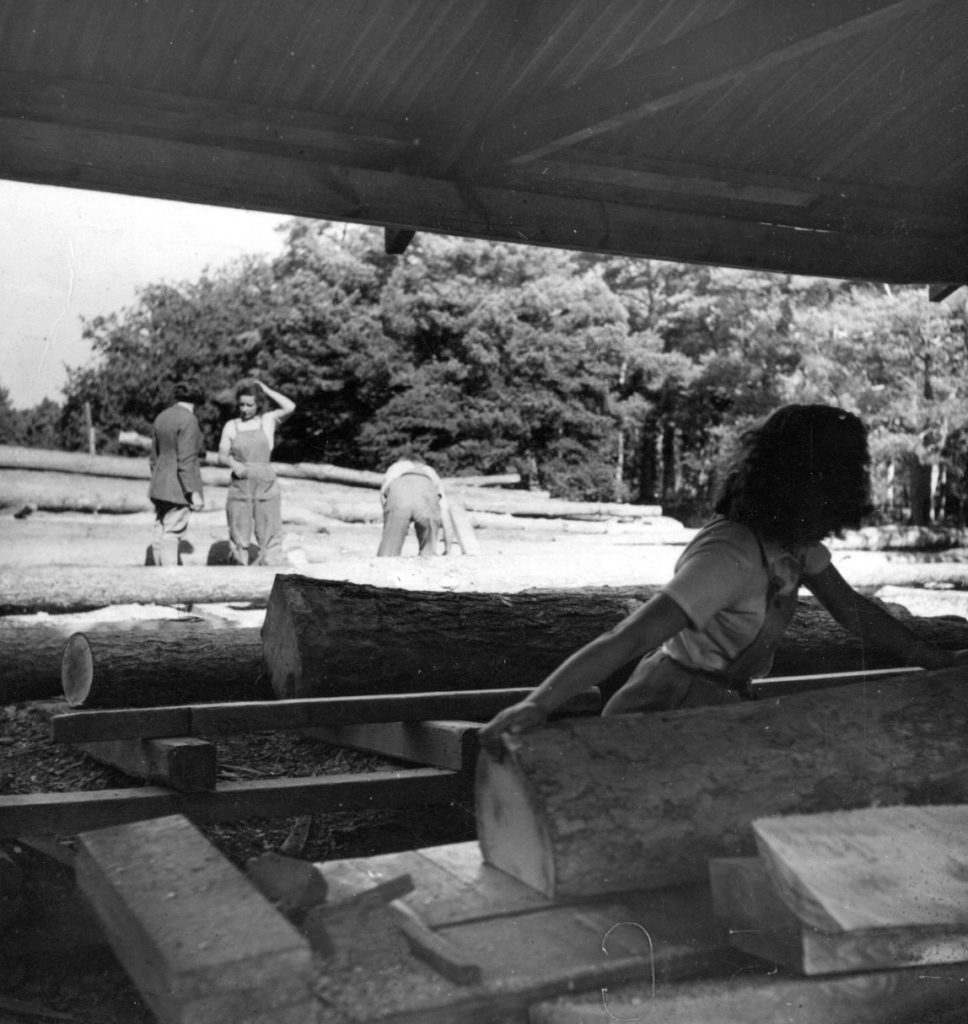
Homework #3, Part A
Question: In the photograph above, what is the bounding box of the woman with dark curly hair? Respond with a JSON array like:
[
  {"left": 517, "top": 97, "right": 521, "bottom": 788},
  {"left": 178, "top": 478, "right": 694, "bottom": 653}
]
[{"left": 480, "top": 404, "right": 968, "bottom": 750}]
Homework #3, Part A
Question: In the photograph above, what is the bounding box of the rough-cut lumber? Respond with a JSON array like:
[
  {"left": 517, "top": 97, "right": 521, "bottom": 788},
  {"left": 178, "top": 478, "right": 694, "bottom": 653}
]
[
  {"left": 531, "top": 962, "right": 968, "bottom": 1024},
  {"left": 50, "top": 687, "right": 602, "bottom": 743},
  {"left": 710, "top": 856, "right": 968, "bottom": 976},
  {"left": 262, "top": 576, "right": 654, "bottom": 699},
  {"left": 75, "top": 815, "right": 315, "bottom": 1024},
  {"left": 476, "top": 667, "right": 968, "bottom": 898},
  {"left": 0, "top": 565, "right": 282, "bottom": 614},
  {"left": 61, "top": 628, "right": 268, "bottom": 707},
  {"left": 262, "top": 575, "right": 968, "bottom": 699},
  {"left": 0, "top": 768, "right": 466, "bottom": 837},
  {"left": 447, "top": 499, "right": 481, "bottom": 555},
  {"left": 75, "top": 737, "right": 217, "bottom": 792},
  {"left": 752, "top": 805, "right": 968, "bottom": 931}
]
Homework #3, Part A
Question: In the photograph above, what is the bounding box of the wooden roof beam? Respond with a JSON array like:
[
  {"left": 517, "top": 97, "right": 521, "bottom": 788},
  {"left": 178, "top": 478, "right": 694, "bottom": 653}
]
[
  {"left": 0, "top": 117, "right": 962, "bottom": 285},
  {"left": 465, "top": 0, "right": 946, "bottom": 169},
  {"left": 0, "top": 70, "right": 418, "bottom": 168}
]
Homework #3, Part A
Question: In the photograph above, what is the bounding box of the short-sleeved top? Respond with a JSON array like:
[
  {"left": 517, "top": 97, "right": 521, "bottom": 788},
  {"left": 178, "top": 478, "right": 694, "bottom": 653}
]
[
  {"left": 380, "top": 460, "right": 445, "bottom": 505},
  {"left": 218, "top": 412, "right": 280, "bottom": 459},
  {"left": 661, "top": 517, "right": 831, "bottom": 676}
]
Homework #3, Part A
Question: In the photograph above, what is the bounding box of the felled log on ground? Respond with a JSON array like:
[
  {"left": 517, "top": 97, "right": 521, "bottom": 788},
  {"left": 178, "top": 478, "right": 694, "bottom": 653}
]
[
  {"left": 263, "top": 576, "right": 654, "bottom": 699},
  {"left": 0, "top": 565, "right": 283, "bottom": 615},
  {"left": 61, "top": 628, "right": 269, "bottom": 707},
  {"left": 0, "top": 619, "right": 228, "bottom": 703},
  {"left": 475, "top": 667, "right": 968, "bottom": 899},
  {"left": 262, "top": 575, "right": 968, "bottom": 700}
]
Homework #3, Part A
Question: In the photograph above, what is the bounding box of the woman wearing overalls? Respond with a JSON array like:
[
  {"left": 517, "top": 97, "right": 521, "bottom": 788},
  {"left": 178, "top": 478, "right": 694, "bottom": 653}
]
[
  {"left": 218, "top": 379, "right": 296, "bottom": 566},
  {"left": 480, "top": 404, "right": 968, "bottom": 751}
]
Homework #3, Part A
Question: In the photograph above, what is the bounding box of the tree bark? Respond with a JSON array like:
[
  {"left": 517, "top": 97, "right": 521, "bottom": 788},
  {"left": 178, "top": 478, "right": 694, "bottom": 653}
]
[
  {"left": 61, "top": 628, "right": 269, "bottom": 707},
  {"left": 475, "top": 667, "right": 968, "bottom": 898}
]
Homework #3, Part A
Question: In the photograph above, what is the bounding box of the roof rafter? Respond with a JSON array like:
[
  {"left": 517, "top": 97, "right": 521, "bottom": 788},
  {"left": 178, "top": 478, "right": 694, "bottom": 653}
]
[{"left": 464, "top": 0, "right": 945, "bottom": 168}]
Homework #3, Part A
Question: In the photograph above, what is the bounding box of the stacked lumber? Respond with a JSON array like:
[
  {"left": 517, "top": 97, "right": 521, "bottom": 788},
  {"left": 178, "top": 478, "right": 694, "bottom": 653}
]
[
  {"left": 475, "top": 667, "right": 968, "bottom": 898},
  {"left": 710, "top": 805, "right": 968, "bottom": 976}
]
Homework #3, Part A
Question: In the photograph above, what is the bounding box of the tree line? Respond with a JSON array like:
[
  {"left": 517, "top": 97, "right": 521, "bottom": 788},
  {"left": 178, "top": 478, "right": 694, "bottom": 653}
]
[{"left": 3, "top": 219, "right": 967, "bottom": 524}]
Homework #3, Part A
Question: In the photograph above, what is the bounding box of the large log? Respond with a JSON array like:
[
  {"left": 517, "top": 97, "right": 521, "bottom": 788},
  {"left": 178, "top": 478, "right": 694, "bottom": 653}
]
[
  {"left": 61, "top": 628, "right": 268, "bottom": 707},
  {"left": 262, "top": 575, "right": 968, "bottom": 700},
  {"left": 262, "top": 576, "right": 655, "bottom": 699},
  {"left": 475, "top": 668, "right": 968, "bottom": 899}
]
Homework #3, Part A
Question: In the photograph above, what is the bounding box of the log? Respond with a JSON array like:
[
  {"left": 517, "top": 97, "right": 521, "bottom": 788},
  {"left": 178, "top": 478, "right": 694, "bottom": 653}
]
[
  {"left": 0, "top": 619, "right": 243, "bottom": 703},
  {"left": 61, "top": 629, "right": 269, "bottom": 707},
  {"left": 475, "top": 667, "right": 968, "bottom": 899},
  {"left": 262, "top": 576, "right": 654, "bottom": 699},
  {"left": 262, "top": 575, "right": 968, "bottom": 700},
  {"left": 0, "top": 565, "right": 283, "bottom": 614}
]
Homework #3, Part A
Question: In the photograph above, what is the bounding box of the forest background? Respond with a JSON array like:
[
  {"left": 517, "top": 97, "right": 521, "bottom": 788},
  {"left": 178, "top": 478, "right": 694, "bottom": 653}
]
[{"left": 2, "top": 219, "right": 967, "bottom": 526}]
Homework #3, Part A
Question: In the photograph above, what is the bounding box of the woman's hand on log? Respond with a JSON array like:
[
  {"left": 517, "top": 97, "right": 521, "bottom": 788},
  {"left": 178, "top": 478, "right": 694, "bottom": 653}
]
[{"left": 478, "top": 700, "right": 548, "bottom": 757}]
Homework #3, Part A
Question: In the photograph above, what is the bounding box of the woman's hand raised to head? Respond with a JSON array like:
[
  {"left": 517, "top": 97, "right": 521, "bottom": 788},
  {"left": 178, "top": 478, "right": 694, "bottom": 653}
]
[{"left": 478, "top": 700, "right": 548, "bottom": 757}]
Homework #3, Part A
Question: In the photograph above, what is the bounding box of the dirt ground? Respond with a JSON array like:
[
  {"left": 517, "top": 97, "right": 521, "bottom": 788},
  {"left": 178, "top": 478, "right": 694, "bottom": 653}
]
[{"left": 3, "top": 512, "right": 968, "bottom": 1023}]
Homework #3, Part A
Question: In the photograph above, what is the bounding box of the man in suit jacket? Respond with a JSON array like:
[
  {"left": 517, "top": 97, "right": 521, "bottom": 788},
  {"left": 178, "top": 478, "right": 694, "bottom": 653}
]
[{"left": 149, "top": 379, "right": 206, "bottom": 566}]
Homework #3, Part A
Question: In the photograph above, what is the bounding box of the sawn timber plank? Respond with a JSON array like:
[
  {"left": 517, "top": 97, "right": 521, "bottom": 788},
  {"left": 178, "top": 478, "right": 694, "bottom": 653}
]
[{"left": 0, "top": 768, "right": 466, "bottom": 837}]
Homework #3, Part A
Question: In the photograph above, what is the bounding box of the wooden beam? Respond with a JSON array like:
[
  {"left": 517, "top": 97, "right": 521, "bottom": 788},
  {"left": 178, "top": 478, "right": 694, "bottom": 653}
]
[
  {"left": 0, "top": 69, "right": 416, "bottom": 168},
  {"left": 303, "top": 720, "right": 482, "bottom": 772},
  {"left": 467, "top": 0, "right": 945, "bottom": 166},
  {"left": 74, "top": 737, "right": 217, "bottom": 792},
  {"left": 0, "top": 119, "right": 961, "bottom": 284},
  {"left": 929, "top": 282, "right": 964, "bottom": 302},
  {"left": 50, "top": 688, "right": 602, "bottom": 744},
  {"left": 0, "top": 768, "right": 465, "bottom": 838},
  {"left": 75, "top": 815, "right": 315, "bottom": 1024}
]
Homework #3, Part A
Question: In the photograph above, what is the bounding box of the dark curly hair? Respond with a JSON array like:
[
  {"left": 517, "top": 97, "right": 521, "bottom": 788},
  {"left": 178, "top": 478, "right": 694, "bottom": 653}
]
[{"left": 713, "top": 404, "right": 873, "bottom": 547}]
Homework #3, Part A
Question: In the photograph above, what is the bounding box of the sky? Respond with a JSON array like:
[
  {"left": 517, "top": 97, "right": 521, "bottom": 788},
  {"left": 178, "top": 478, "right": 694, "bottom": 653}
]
[{"left": 0, "top": 180, "right": 291, "bottom": 408}]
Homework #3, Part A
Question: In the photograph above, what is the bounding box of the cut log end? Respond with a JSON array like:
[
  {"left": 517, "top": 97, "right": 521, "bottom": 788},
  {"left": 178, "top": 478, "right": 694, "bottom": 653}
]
[
  {"left": 475, "top": 744, "right": 555, "bottom": 897},
  {"left": 62, "top": 632, "right": 95, "bottom": 707}
]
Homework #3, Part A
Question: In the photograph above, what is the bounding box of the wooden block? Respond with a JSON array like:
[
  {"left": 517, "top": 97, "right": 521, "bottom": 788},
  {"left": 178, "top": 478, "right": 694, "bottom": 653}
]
[
  {"left": 0, "top": 767, "right": 466, "bottom": 837},
  {"left": 530, "top": 962, "right": 968, "bottom": 1024},
  {"left": 75, "top": 737, "right": 217, "bottom": 792},
  {"left": 710, "top": 856, "right": 968, "bottom": 975},
  {"left": 75, "top": 815, "right": 314, "bottom": 1024},
  {"left": 752, "top": 805, "right": 968, "bottom": 931}
]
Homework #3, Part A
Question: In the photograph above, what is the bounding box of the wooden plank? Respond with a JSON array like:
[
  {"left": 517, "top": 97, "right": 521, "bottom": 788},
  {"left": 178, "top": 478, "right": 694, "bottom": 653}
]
[
  {"left": 51, "top": 688, "right": 601, "bottom": 744},
  {"left": 531, "top": 962, "right": 968, "bottom": 1024},
  {"left": 75, "top": 737, "right": 217, "bottom": 792},
  {"left": 75, "top": 815, "right": 314, "bottom": 1024},
  {"left": 303, "top": 720, "right": 480, "bottom": 771},
  {"left": 751, "top": 665, "right": 922, "bottom": 698},
  {"left": 447, "top": 500, "right": 481, "bottom": 555},
  {"left": 710, "top": 856, "right": 968, "bottom": 975},
  {"left": 752, "top": 805, "right": 968, "bottom": 931},
  {"left": 0, "top": 768, "right": 465, "bottom": 838}
]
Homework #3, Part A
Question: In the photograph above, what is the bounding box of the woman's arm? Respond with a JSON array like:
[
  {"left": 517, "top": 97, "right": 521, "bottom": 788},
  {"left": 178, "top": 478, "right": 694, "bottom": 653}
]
[
  {"left": 255, "top": 380, "right": 296, "bottom": 421},
  {"left": 804, "top": 563, "right": 966, "bottom": 669},
  {"left": 478, "top": 593, "right": 689, "bottom": 751},
  {"left": 218, "top": 420, "right": 248, "bottom": 477}
]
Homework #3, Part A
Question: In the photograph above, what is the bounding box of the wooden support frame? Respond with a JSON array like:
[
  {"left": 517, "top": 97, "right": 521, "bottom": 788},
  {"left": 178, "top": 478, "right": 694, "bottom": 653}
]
[
  {"left": 0, "top": 767, "right": 466, "bottom": 838},
  {"left": 74, "top": 737, "right": 217, "bottom": 792},
  {"left": 49, "top": 687, "right": 601, "bottom": 744}
]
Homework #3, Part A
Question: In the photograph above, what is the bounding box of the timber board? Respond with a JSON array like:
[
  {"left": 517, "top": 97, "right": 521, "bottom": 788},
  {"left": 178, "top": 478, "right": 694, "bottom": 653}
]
[
  {"left": 312, "top": 841, "right": 747, "bottom": 1023},
  {"left": 710, "top": 856, "right": 968, "bottom": 976}
]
